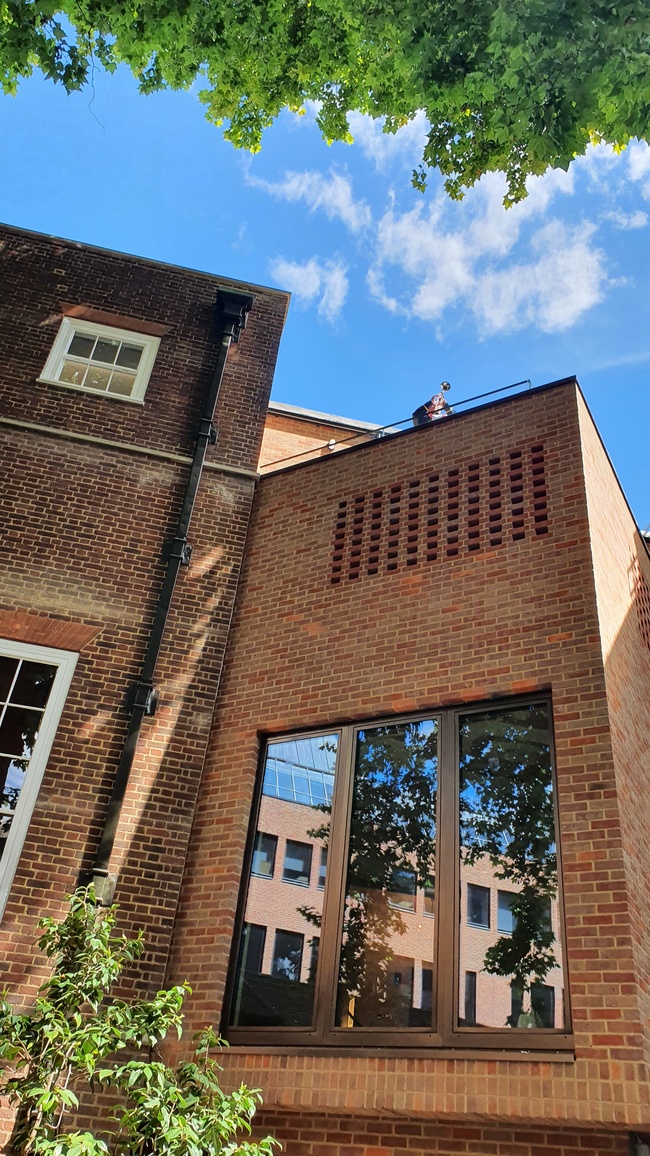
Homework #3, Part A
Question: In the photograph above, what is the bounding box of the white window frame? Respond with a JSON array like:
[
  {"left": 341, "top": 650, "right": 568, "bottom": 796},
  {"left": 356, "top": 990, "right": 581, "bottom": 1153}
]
[
  {"left": 38, "top": 317, "right": 160, "bottom": 404},
  {"left": 0, "top": 639, "right": 78, "bottom": 918}
]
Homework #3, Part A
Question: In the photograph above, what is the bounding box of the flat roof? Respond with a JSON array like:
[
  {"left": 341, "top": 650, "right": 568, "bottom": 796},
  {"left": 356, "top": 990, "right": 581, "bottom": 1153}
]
[{"left": 268, "top": 400, "right": 396, "bottom": 432}]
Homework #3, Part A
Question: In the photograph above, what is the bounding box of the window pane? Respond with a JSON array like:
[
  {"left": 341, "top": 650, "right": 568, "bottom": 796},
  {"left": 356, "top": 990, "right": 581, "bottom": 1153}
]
[
  {"left": 12, "top": 662, "right": 56, "bottom": 709},
  {"left": 458, "top": 703, "right": 565, "bottom": 1030},
  {"left": 335, "top": 719, "right": 438, "bottom": 1030},
  {"left": 497, "top": 890, "right": 517, "bottom": 933},
  {"left": 0, "top": 706, "right": 43, "bottom": 759},
  {"left": 387, "top": 867, "right": 416, "bottom": 911},
  {"left": 59, "top": 360, "right": 88, "bottom": 386},
  {"left": 85, "top": 366, "right": 111, "bottom": 393},
  {"left": 251, "top": 832, "right": 277, "bottom": 877},
  {"left": 464, "top": 972, "right": 477, "bottom": 1025},
  {"left": 0, "top": 657, "right": 18, "bottom": 703},
  {"left": 467, "top": 883, "right": 490, "bottom": 928},
  {"left": 67, "top": 333, "right": 95, "bottom": 358},
  {"left": 116, "top": 343, "right": 143, "bottom": 369},
  {"left": 230, "top": 733, "right": 339, "bottom": 1028},
  {"left": 282, "top": 840, "right": 312, "bottom": 886},
  {"left": 272, "top": 930, "right": 304, "bottom": 981},
  {"left": 108, "top": 371, "right": 136, "bottom": 397},
  {"left": 93, "top": 338, "right": 119, "bottom": 365},
  {"left": 237, "top": 923, "right": 266, "bottom": 975},
  {"left": 317, "top": 847, "right": 327, "bottom": 888},
  {"left": 423, "top": 878, "right": 435, "bottom": 915},
  {"left": 0, "top": 757, "right": 29, "bottom": 861}
]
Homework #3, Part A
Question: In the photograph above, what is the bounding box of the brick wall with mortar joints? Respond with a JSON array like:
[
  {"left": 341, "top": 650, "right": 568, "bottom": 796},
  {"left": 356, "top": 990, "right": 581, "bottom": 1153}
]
[
  {"left": 259, "top": 413, "right": 375, "bottom": 472},
  {"left": 252, "top": 1110, "right": 631, "bottom": 1156},
  {"left": 0, "top": 224, "right": 287, "bottom": 472},
  {"left": 0, "top": 229, "right": 288, "bottom": 1011},
  {"left": 166, "top": 382, "right": 650, "bottom": 1129},
  {"left": 576, "top": 392, "right": 650, "bottom": 1068}
]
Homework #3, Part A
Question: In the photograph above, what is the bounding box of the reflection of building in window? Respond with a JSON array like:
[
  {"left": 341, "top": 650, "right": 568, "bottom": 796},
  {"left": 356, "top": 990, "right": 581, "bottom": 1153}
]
[
  {"left": 230, "top": 701, "right": 566, "bottom": 1046},
  {"left": 239, "top": 923, "right": 266, "bottom": 973},
  {"left": 251, "top": 832, "right": 277, "bottom": 877},
  {"left": 272, "top": 930, "right": 304, "bottom": 981},
  {"left": 497, "top": 890, "right": 517, "bottom": 933},
  {"left": 262, "top": 737, "right": 335, "bottom": 806},
  {"left": 282, "top": 840, "right": 312, "bottom": 885},
  {"left": 511, "top": 982, "right": 555, "bottom": 1028},
  {"left": 467, "top": 883, "right": 491, "bottom": 928},
  {"left": 464, "top": 971, "right": 477, "bottom": 1025}
]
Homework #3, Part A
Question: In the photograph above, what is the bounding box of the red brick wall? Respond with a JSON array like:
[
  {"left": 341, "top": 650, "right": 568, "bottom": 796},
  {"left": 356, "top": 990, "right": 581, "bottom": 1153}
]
[
  {"left": 253, "top": 1110, "right": 631, "bottom": 1156},
  {"left": 260, "top": 412, "right": 375, "bottom": 472},
  {"left": 577, "top": 393, "right": 650, "bottom": 1068},
  {"left": 0, "top": 226, "right": 288, "bottom": 1004},
  {"left": 168, "top": 381, "right": 650, "bottom": 1130}
]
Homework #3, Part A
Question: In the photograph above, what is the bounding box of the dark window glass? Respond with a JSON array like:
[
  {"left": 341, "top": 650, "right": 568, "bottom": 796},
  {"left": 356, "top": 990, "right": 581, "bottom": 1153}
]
[
  {"left": 387, "top": 867, "right": 416, "bottom": 910},
  {"left": 272, "top": 930, "right": 304, "bottom": 981},
  {"left": 67, "top": 333, "right": 95, "bottom": 358},
  {"left": 240, "top": 923, "right": 266, "bottom": 973},
  {"left": 423, "top": 878, "right": 435, "bottom": 915},
  {"left": 116, "top": 343, "right": 143, "bottom": 369},
  {"left": 0, "top": 657, "right": 18, "bottom": 702},
  {"left": 282, "top": 840, "right": 312, "bottom": 886},
  {"left": 11, "top": 662, "right": 56, "bottom": 709},
  {"left": 318, "top": 847, "right": 327, "bottom": 888},
  {"left": 510, "top": 983, "right": 555, "bottom": 1028},
  {"left": 309, "top": 935, "right": 320, "bottom": 980},
  {"left": 335, "top": 718, "right": 438, "bottom": 1031},
  {"left": 467, "top": 884, "right": 490, "bottom": 928},
  {"left": 251, "top": 832, "right": 277, "bottom": 878},
  {"left": 464, "top": 972, "right": 477, "bottom": 1026},
  {"left": 421, "top": 965, "right": 433, "bottom": 1012},
  {"left": 497, "top": 890, "right": 517, "bottom": 933},
  {"left": 0, "top": 706, "right": 42, "bottom": 759}
]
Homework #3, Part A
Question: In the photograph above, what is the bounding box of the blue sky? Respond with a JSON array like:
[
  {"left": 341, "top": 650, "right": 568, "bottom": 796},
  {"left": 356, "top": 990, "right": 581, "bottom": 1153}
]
[{"left": 1, "top": 68, "right": 648, "bottom": 527}]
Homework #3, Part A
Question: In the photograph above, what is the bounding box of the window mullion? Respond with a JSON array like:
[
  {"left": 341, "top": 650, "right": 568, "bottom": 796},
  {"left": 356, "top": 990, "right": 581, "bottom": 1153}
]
[
  {"left": 314, "top": 724, "right": 354, "bottom": 1042},
  {"left": 435, "top": 707, "right": 459, "bottom": 1045}
]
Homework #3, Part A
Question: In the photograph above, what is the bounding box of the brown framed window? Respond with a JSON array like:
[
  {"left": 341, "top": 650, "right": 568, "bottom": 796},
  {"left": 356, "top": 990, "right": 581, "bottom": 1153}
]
[{"left": 226, "top": 698, "right": 571, "bottom": 1050}]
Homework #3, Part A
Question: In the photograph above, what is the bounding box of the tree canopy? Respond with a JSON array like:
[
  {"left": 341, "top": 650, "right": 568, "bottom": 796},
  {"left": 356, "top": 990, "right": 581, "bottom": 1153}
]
[{"left": 1, "top": 0, "right": 648, "bottom": 201}]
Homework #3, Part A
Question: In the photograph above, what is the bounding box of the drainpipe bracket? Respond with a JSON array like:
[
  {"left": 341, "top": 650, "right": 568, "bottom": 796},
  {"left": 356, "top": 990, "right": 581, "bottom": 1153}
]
[
  {"left": 127, "top": 681, "right": 159, "bottom": 716},
  {"left": 163, "top": 536, "right": 193, "bottom": 566},
  {"left": 92, "top": 871, "right": 118, "bottom": 907},
  {"left": 197, "top": 419, "right": 218, "bottom": 445}
]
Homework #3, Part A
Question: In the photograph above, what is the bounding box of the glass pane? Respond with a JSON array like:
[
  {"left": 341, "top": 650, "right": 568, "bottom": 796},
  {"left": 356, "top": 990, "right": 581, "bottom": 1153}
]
[
  {"left": 85, "top": 366, "right": 111, "bottom": 393},
  {"left": 108, "top": 371, "right": 136, "bottom": 397},
  {"left": 335, "top": 719, "right": 438, "bottom": 1030},
  {"left": 93, "top": 338, "right": 119, "bottom": 365},
  {"left": 230, "top": 733, "right": 338, "bottom": 1028},
  {"left": 0, "top": 657, "right": 18, "bottom": 703},
  {"left": 251, "top": 832, "right": 277, "bottom": 877},
  {"left": 116, "top": 343, "right": 143, "bottom": 369},
  {"left": 458, "top": 703, "right": 565, "bottom": 1030},
  {"left": 0, "top": 755, "right": 28, "bottom": 811},
  {"left": 12, "top": 661, "right": 56, "bottom": 709},
  {"left": 282, "top": 840, "right": 312, "bottom": 885},
  {"left": 59, "top": 360, "right": 87, "bottom": 386},
  {"left": 67, "top": 333, "right": 95, "bottom": 358},
  {"left": 0, "top": 706, "right": 43, "bottom": 759}
]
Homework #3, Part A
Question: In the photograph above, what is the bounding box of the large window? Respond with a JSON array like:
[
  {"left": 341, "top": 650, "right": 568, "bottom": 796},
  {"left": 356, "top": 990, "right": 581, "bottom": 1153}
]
[
  {"left": 227, "top": 699, "right": 570, "bottom": 1050},
  {"left": 0, "top": 640, "right": 78, "bottom": 918}
]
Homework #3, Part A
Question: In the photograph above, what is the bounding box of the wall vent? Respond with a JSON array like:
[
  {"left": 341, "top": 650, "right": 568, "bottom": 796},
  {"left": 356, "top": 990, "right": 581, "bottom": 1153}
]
[
  {"left": 632, "top": 556, "right": 650, "bottom": 650},
  {"left": 330, "top": 443, "right": 549, "bottom": 585}
]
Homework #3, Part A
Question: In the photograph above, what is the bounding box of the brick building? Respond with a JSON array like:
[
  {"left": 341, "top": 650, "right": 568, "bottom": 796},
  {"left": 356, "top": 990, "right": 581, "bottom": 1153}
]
[{"left": 1, "top": 224, "right": 650, "bottom": 1156}]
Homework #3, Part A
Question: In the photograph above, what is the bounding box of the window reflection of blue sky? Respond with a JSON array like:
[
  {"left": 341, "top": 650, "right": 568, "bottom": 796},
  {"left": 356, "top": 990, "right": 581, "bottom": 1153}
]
[{"left": 263, "top": 735, "right": 338, "bottom": 807}]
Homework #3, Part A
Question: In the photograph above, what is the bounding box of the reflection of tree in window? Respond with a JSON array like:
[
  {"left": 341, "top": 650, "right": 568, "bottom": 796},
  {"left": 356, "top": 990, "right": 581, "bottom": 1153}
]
[
  {"left": 0, "top": 658, "right": 56, "bottom": 857},
  {"left": 459, "top": 704, "right": 558, "bottom": 1024},
  {"left": 272, "top": 930, "right": 304, "bottom": 981},
  {"left": 334, "top": 720, "right": 438, "bottom": 1030}
]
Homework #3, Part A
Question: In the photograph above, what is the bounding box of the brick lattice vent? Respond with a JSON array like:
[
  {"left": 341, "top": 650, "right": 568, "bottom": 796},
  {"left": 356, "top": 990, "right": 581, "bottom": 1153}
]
[
  {"left": 331, "top": 442, "right": 549, "bottom": 584},
  {"left": 632, "top": 555, "right": 650, "bottom": 649}
]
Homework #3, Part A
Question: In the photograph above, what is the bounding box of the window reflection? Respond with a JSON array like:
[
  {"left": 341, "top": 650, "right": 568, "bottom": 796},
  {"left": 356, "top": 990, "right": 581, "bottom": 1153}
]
[
  {"left": 230, "top": 733, "right": 338, "bottom": 1028},
  {"left": 335, "top": 719, "right": 438, "bottom": 1030},
  {"left": 457, "top": 703, "right": 565, "bottom": 1030}
]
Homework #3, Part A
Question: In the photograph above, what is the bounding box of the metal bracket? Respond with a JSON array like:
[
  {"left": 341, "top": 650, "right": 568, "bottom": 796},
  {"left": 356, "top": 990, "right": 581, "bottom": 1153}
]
[
  {"left": 164, "top": 536, "right": 193, "bottom": 566},
  {"left": 197, "top": 418, "right": 218, "bottom": 445},
  {"left": 217, "top": 288, "right": 254, "bottom": 343},
  {"left": 127, "top": 681, "right": 159, "bottom": 716}
]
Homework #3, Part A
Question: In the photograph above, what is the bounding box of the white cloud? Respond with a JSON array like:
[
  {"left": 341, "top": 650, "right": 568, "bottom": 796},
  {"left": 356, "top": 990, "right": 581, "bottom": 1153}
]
[
  {"left": 248, "top": 169, "right": 371, "bottom": 233},
  {"left": 270, "top": 256, "right": 349, "bottom": 323},
  {"left": 627, "top": 141, "right": 650, "bottom": 198},
  {"left": 603, "top": 208, "right": 648, "bottom": 229},
  {"left": 368, "top": 168, "right": 606, "bottom": 336},
  {"left": 347, "top": 111, "right": 429, "bottom": 170}
]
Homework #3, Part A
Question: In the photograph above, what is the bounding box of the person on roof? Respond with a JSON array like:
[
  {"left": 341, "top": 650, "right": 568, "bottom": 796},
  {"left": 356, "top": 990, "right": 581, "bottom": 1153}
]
[{"left": 412, "top": 383, "right": 452, "bottom": 426}]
